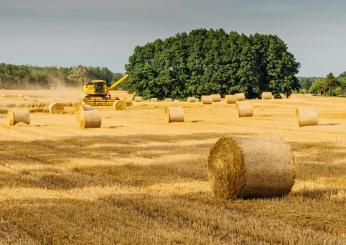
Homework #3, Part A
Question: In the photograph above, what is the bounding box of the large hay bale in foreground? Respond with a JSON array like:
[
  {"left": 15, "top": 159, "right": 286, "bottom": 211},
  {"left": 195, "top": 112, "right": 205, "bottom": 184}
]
[
  {"left": 187, "top": 97, "right": 196, "bottom": 103},
  {"left": 211, "top": 94, "right": 221, "bottom": 102},
  {"left": 165, "top": 107, "right": 184, "bottom": 123},
  {"left": 7, "top": 109, "right": 30, "bottom": 127},
  {"left": 261, "top": 92, "right": 273, "bottom": 100},
  {"left": 201, "top": 96, "right": 212, "bottom": 104},
  {"left": 235, "top": 93, "right": 246, "bottom": 101},
  {"left": 208, "top": 136, "right": 295, "bottom": 199},
  {"left": 113, "top": 100, "right": 127, "bottom": 111},
  {"left": 48, "top": 102, "right": 65, "bottom": 114},
  {"left": 78, "top": 110, "right": 101, "bottom": 129},
  {"left": 224, "top": 95, "right": 237, "bottom": 104},
  {"left": 236, "top": 101, "right": 253, "bottom": 117},
  {"left": 134, "top": 96, "right": 143, "bottom": 102},
  {"left": 296, "top": 107, "right": 318, "bottom": 127}
]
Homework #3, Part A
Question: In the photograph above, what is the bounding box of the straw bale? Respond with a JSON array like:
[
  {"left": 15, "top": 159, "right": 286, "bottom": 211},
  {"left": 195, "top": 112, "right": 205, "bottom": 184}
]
[
  {"left": 211, "top": 94, "right": 221, "bottom": 102},
  {"left": 201, "top": 96, "right": 212, "bottom": 104},
  {"left": 7, "top": 109, "right": 30, "bottom": 127},
  {"left": 296, "top": 107, "right": 318, "bottom": 127},
  {"left": 187, "top": 97, "right": 196, "bottom": 103},
  {"left": 225, "top": 95, "right": 237, "bottom": 104},
  {"left": 261, "top": 92, "right": 273, "bottom": 100},
  {"left": 165, "top": 107, "right": 184, "bottom": 123},
  {"left": 48, "top": 102, "right": 65, "bottom": 114},
  {"left": 236, "top": 101, "right": 253, "bottom": 117},
  {"left": 134, "top": 96, "right": 143, "bottom": 102},
  {"left": 150, "top": 98, "right": 158, "bottom": 102},
  {"left": 78, "top": 110, "right": 101, "bottom": 129},
  {"left": 235, "top": 93, "right": 246, "bottom": 101}
]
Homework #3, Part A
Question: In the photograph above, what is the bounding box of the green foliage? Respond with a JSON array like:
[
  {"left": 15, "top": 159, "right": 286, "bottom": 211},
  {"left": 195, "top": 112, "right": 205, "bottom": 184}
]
[
  {"left": 0, "top": 63, "right": 120, "bottom": 89},
  {"left": 298, "top": 77, "right": 315, "bottom": 92},
  {"left": 124, "top": 29, "right": 300, "bottom": 99},
  {"left": 308, "top": 72, "right": 346, "bottom": 96}
]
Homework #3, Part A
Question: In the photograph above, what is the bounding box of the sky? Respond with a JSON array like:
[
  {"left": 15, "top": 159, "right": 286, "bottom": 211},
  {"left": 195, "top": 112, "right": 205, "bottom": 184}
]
[{"left": 0, "top": 0, "right": 346, "bottom": 77}]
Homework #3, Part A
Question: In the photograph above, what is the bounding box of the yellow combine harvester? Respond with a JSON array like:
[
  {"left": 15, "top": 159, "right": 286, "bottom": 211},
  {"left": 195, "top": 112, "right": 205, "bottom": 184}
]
[{"left": 81, "top": 74, "right": 128, "bottom": 106}]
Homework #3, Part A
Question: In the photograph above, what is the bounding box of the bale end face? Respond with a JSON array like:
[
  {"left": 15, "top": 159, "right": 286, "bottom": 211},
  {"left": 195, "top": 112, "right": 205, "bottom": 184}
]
[
  {"left": 7, "top": 109, "right": 30, "bottom": 127},
  {"left": 165, "top": 107, "right": 184, "bottom": 123},
  {"left": 296, "top": 107, "right": 318, "bottom": 127},
  {"left": 208, "top": 136, "right": 295, "bottom": 199},
  {"left": 208, "top": 137, "right": 245, "bottom": 199}
]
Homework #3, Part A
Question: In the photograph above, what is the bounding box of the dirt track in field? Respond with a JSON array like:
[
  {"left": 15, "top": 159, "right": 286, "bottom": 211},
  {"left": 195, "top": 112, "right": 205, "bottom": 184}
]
[{"left": 0, "top": 88, "right": 345, "bottom": 244}]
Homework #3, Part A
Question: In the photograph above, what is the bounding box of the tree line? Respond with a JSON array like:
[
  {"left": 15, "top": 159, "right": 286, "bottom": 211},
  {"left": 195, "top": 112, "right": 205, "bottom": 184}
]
[
  {"left": 0, "top": 64, "right": 122, "bottom": 89},
  {"left": 124, "top": 28, "right": 300, "bottom": 99},
  {"left": 299, "top": 72, "right": 346, "bottom": 96}
]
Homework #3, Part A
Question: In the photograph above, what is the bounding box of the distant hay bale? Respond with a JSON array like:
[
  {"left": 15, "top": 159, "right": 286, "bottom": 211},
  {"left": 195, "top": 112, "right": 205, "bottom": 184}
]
[
  {"left": 134, "top": 96, "right": 143, "bottom": 102},
  {"left": 48, "top": 102, "right": 65, "bottom": 114},
  {"left": 7, "top": 109, "right": 30, "bottom": 127},
  {"left": 113, "top": 100, "right": 127, "bottom": 110},
  {"left": 280, "top": 93, "right": 287, "bottom": 99},
  {"left": 164, "top": 98, "right": 173, "bottom": 102},
  {"left": 187, "top": 97, "right": 196, "bottom": 103},
  {"left": 78, "top": 110, "right": 102, "bottom": 129},
  {"left": 261, "top": 92, "right": 273, "bottom": 100},
  {"left": 211, "top": 94, "right": 221, "bottom": 102},
  {"left": 208, "top": 136, "right": 295, "bottom": 199},
  {"left": 165, "top": 106, "right": 184, "bottom": 123},
  {"left": 201, "top": 96, "right": 212, "bottom": 104},
  {"left": 296, "top": 107, "right": 318, "bottom": 127},
  {"left": 235, "top": 93, "right": 246, "bottom": 101},
  {"left": 236, "top": 101, "right": 253, "bottom": 117},
  {"left": 224, "top": 95, "right": 237, "bottom": 104},
  {"left": 150, "top": 98, "right": 158, "bottom": 102}
]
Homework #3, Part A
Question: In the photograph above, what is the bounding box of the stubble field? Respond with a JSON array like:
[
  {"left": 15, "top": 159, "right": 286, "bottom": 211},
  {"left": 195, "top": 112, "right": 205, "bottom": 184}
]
[{"left": 0, "top": 88, "right": 345, "bottom": 244}]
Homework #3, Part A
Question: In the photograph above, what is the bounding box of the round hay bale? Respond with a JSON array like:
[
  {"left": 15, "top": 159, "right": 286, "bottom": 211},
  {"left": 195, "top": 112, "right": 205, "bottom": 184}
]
[
  {"left": 113, "top": 100, "right": 127, "bottom": 110},
  {"left": 7, "top": 109, "right": 30, "bottom": 127},
  {"left": 48, "top": 102, "right": 65, "bottom": 114},
  {"left": 224, "top": 95, "right": 237, "bottom": 104},
  {"left": 236, "top": 101, "right": 253, "bottom": 117},
  {"left": 211, "top": 94, "right": 221, "bottom": 102},
  {"left": 134, "top": 96, "right": 143, "bottom": 102},
  {"left": 280, "top": 93, "right": 287, "bottom": 99},
  {"left": 164, "top": 98, "right": 173, "bottom": 102},
  {"left": 208, "top": 136, "right": 295, "bottom": 199},
  {"left": 187, "top": 97, "right": 196, "bottom": 103},
  {"left": 78, "top": 110, "right": 102, "bottom": 129},
  {"left": 296, "top": 107, "right": 318, "bottom": 127},
  {"left": 150, "top": 98, "right": 158, "bottom": 102},
  {"left": 74, "top": 103, "right": 94, "bottom": 118},
  {"left": 201, "top": 96, "right": 212, "bottom": 104},
  {"left": 261, "top": 92, "right": 273, "bottom": 100},
  {"left": 235, "top": 93, "right": 246, "bottom": 101},
  {"left": 165, "top": 107, "right": 184, "bottom": 123}
]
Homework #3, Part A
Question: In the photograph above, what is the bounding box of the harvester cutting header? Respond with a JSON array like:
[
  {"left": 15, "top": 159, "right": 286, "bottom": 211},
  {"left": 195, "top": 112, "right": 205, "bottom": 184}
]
[{"left": 81, "top": 74, "right": 128, "bottom": 106}]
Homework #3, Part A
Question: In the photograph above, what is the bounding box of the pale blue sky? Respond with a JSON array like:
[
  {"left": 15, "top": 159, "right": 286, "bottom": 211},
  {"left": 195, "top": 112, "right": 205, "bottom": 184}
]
[{"left": 0, "top": 0, "right": 345, "bottom": 76}]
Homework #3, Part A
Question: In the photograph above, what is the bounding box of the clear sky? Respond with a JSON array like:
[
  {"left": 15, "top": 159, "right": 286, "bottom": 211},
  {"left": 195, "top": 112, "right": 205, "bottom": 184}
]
[{"left": 0, "top": 0, "right": 345, "bottom": 76}]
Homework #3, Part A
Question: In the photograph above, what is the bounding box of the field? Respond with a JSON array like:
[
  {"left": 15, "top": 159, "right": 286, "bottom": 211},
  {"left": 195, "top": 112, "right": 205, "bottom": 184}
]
[{"left": 0, "top": 88, "right": 345, "bottom": 244}]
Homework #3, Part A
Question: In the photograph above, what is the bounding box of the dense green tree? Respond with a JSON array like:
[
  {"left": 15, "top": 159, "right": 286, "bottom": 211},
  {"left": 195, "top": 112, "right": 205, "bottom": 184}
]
[{"left": 124, "top": 29, "right": 300, "bottom": 99}]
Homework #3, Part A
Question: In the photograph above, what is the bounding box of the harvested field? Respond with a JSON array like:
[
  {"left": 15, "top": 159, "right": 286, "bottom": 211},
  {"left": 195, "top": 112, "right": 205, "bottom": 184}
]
[{"left": 0, "top": 88, "right": 345, "bottom": 244}]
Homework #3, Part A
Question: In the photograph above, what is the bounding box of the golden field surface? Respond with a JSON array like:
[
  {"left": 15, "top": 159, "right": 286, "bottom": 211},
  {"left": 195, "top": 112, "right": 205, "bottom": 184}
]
[{"left": 0, "top": 88, "right": 345, "bottom": 244}]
